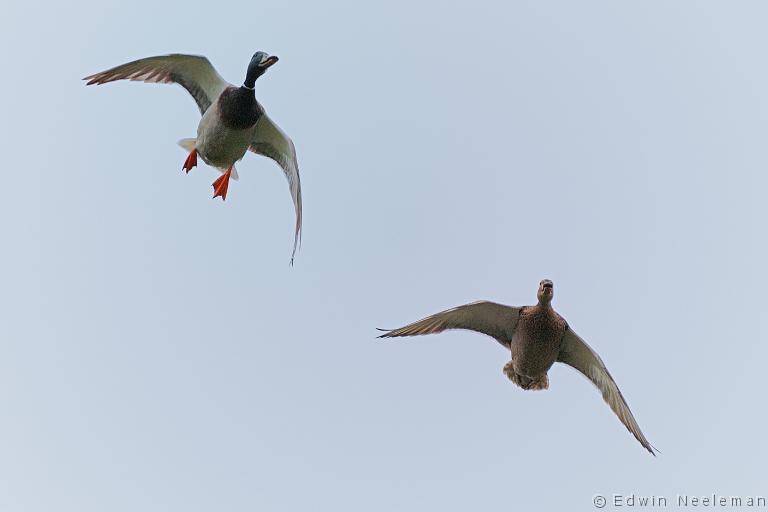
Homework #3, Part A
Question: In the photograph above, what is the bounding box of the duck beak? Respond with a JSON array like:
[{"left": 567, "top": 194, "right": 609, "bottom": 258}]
[{"left": 259, "top": 55, "right": 279, "bottom": 69}]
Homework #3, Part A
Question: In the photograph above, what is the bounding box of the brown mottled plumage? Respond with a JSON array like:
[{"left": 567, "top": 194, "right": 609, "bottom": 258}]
[
  {"left": 507, "top": 282, "right": 566, "bottom": 389},
  {"left": 378, "top": 279, "right": 657, "bottom": 455}
]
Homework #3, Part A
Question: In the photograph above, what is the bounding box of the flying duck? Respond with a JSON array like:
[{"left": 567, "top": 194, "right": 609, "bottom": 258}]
[
  {"left": 378, "top": 280, "right": 657, "bottom": 455},
  {"left": 84, "top": 52, "right": 302, "bottom": 263}
]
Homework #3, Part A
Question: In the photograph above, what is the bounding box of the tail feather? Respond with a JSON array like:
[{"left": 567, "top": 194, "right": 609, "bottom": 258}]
[
  {"left": 177, "top": 138, "right": 196, "bottom": 152},
  {"left": 503, "top": 362, "right": 549, "bottom": 390}
]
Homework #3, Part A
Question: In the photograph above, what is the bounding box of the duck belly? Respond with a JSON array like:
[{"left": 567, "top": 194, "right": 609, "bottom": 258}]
[
  {"left": 195, "top": 110, "right": 255, "bottom": 169},
  {"left": 511, "top": 339, "right": 559, "bottom": 378},
  {"left": 510, "top": 316, "right": 565, "bottom": 378}
]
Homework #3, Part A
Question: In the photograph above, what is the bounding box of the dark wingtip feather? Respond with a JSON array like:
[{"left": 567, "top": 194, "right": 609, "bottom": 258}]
[{"left": 289, "top": 237, "right": 299, "bottom": 267}]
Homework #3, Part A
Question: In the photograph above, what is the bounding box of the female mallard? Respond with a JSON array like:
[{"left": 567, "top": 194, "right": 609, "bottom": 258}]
[
  {"left": 84, "top": 52, "right": 302, "bottom": 263},
  {"left": 378, "top": 280, "right": 657, "bottom": 455}
]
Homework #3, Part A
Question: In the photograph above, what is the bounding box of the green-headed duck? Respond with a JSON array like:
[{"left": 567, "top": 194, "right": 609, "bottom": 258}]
[{"left": 84, "top": 52, "right": 302, "bottom": 263}]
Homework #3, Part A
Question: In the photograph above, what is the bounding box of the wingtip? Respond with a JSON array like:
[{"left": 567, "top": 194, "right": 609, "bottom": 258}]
[
  {"left": 82, "top": 73, "right": 104, "bottom": 85},
  {"left": 289, "top": 236, "right": 299, "bottom": 267}
]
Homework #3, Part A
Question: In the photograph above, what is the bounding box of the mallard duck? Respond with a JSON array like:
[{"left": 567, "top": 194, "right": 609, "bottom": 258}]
[
  {"left": 378, "top": 280, "right": 657, "bottom": 455},
  {"left": 84, "top": 52, "right": 302, "bottom": 263}
]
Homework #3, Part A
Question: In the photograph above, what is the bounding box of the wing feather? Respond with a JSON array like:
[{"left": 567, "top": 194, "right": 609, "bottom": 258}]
[
  {"left": 557, "top": 329, "right": 656, "bottom": 455},
  {"left": 378, "top": 301, "right": 521, "bottom": 348},
  {"left": 84, "top": 54, "right": 230, "bottom": 115},
  {"left": 249, "top": 113, "right": 302, "bottom": 265}
]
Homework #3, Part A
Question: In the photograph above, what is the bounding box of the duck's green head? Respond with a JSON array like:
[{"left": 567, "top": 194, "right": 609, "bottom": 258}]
[
  {"left": 537, "top": 279, "right": 554, "bottom": 304},
  {"left": 243, "top": 51, "right": 279, "bottom": 89}
]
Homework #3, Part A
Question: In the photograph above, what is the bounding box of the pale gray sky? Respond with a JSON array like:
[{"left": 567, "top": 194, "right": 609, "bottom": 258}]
[{"left": 1, "top": 1, "right": 766, "bottom": 510}]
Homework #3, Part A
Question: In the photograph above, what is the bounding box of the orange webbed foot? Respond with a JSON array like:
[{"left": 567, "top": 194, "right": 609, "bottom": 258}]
[
  {"left": 182, "top": 149, "right": 197, "bottom": 173},
  {"left": 212, "top": 168, "right": 232, "bottom": 201}
]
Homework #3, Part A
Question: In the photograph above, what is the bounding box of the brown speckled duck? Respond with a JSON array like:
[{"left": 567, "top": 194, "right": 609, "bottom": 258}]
[
  {"left": 378, "top": 280, "right": 657, "bottom": 455},
  {"left": 84, "top": 52, "right": 302, "bottom": 263}
]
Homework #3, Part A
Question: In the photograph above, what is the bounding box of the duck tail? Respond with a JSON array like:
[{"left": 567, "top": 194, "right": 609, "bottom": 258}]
[
  {"left": 177, "top": 138, "right": 196, "bottom": 152},
  {"left": 503, "top": 362, "right": 549, "bottom": 390}
]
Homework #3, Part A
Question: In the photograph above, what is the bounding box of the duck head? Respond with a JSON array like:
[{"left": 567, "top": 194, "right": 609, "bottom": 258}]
[
  {"left": 243, "top": 51, "right": 279, "bottom": 89},
  {"left": 537, "top": 279, "right": 554, "bottom": 304}
]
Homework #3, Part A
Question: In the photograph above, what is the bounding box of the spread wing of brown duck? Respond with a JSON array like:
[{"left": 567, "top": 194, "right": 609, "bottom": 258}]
[
  {"left": 557, "top": 329, "right": 657, "bottom": 455},
  {"left": 378, "top": 301, "right": 521, "bottom": 348}
]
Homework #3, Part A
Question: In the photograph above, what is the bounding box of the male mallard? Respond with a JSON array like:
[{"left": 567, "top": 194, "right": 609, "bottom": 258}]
[
  {"left": 84, "top": 52, "right": 302, "bottom": 262},
  {"left": 378, "top": 280, "right": 657, "bottom": 455}
]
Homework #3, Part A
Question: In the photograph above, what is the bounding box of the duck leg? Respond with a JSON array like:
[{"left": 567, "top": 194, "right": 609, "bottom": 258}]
[
  {"left": 182, "top": 149, "right": 197, "bottom": 173},
  {"left": 212, "top": 167, "right": 233, "bottom": 201}
]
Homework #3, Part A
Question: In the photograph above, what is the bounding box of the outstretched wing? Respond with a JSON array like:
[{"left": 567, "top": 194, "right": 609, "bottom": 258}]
[
  {"left": 378, "top": 301, "right": 521, "bottom": 348},
  {"left": 84, "top": 54, "right": 231, "bottom": 115},
  {"left": 249, "top": 113, "right": 302, "bottom": 265},
  {"left": 557, "top": 328, "right": 656, "bottom": 455}
]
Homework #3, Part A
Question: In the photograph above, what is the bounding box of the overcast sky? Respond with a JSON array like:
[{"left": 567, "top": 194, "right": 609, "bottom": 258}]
[{"left": 1, "top": 1, "right": 766, "bottom": 510}]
